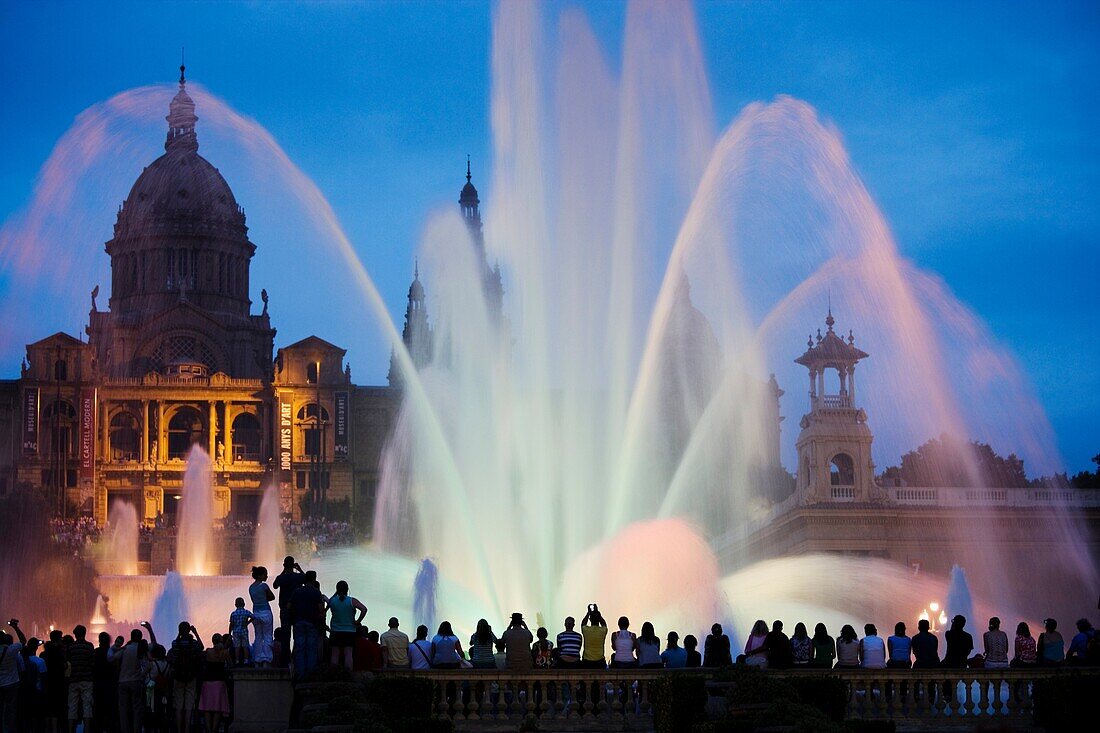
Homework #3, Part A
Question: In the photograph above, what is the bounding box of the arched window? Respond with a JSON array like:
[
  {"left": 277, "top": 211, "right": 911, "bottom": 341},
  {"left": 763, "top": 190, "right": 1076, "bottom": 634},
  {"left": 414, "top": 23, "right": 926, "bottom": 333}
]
[
  {"left": 110, "top": 412, "right": 140, "bottom": 461},
  {"left": 232, "top": 413, "right": 262, "bottom": 462},
  {"left": 43, "top": 400, "right": 76, "bottom": 456},
  {"left": 830, "top": 453, "right": 855, "bottom": 486},
  {"left": 296, "top": 403, "right": 329, "bottom": 457},
  {"left": 167, "top": 407, "right": 205, "bottom": 460}
]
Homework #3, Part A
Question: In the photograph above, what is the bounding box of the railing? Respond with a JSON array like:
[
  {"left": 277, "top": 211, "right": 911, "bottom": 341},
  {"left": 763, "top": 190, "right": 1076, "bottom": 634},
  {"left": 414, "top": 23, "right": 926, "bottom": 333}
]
[
  {"left": 780, "top": 668, "right": 1041, "bottom": 723},
  {"left": 888, "top": 486, "right": 1100, "bottom": 508},
  {"left": 381, "top": 668, "right": 1064, "bottom": 727},
  {"left": 819, "top": 394, "right": 852, "bottom": 409},
  {"left": 383, "top": 669, "right": 663, "bottom": 725}
]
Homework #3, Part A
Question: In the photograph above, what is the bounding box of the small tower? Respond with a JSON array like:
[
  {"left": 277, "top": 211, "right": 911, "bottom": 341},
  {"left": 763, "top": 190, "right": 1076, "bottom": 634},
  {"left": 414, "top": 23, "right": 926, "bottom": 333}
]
[
  {"left": 388, "top": 262, "right": 433, "bottom": 387},
  {"left": 793, "top": 308, "right": 878, "bottom": 503},
  {"left": 459, "top": 158, "right": 503, "bottom": 322}
]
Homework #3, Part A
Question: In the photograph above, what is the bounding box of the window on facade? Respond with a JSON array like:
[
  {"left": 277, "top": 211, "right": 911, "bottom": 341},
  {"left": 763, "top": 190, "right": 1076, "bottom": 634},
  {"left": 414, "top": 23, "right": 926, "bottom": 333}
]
[
  {"left": 830, "top": 453, "right": 855, "bottom": 486},
  {"left": 54, "top": 359, "right": 67, "bottom": 382},
  {"left": 232, "top": 413, "right": 262, "bottom": 462},
  {"left": 167, "top": 407, "right": 205, "bottom": 460},
  {"left": 43, "top": 400, "right": 76, "bottom": 456},
  {"left": 110, "top": 412, "right": 140, "bottom": 461},
  {"left": 296, "top": 404, "right": 329, "bottom": 457},
  {"left": 306, "top": 362, "right": 319, "bottom": 385}
]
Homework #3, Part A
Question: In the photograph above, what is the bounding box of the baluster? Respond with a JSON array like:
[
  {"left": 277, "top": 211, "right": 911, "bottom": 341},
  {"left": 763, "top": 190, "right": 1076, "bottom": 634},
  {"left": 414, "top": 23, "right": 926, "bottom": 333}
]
[
  {"left": 978, "top": 673, "right": 991, "bottom": 717},
  {"left": 525, "top": 679, "right": 536, "bottom": 716},
  {"left": 846, "top": 676, "right": 858, "bottom": 718},
  {"left": 934, "top": 676, "right": 949, "bottom": 717},
  {"left": 494, "top": 675, "right": 509, "bottom": 721},
  {"left": 639, "top": 677, "right": 652, "bottom": 718},
  {"left": 963, "top": 675, "right": 975, "bottom": 717},
  {"left": 435, "top": 679, "right": 448, "bottom": 717},
  {"left": 465, "top": 676, "right": 479, "bottom": 720},
  {"left": 1007, "top": 673, "right": 1020, "bottom": 713}
]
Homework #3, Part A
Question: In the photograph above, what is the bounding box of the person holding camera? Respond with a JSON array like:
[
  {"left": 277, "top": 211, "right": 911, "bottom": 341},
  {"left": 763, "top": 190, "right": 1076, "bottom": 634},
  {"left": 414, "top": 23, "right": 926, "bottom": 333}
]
[{"left": 580, "top": 604, "right": 607, "bottom": 669}]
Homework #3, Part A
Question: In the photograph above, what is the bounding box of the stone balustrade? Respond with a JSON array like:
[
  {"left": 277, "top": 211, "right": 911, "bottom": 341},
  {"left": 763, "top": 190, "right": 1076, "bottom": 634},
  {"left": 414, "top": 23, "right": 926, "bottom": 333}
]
[
  {"left": 382, "top": 668, "right": 665, "bottom": 725},
  {"left": 777, "top": 668, "right": 1042, "bottom": 724},
  {"left": 377, "top": 667, "right": 1070, "bottom": 728}
]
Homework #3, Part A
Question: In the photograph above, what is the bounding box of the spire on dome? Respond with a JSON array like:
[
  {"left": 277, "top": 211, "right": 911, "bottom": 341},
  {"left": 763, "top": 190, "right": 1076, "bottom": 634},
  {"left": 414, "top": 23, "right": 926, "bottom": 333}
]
[
  {"left": 166, "top": 56, "right": 198, "bottom": 153},
  {"left": 466, "top": 154, "right": 472, "bottom": 183}
]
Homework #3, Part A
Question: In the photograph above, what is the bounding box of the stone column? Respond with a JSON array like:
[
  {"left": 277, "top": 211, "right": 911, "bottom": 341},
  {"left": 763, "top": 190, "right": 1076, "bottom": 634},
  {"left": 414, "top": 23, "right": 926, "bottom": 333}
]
[
  {"left": 157, "top": 401, "right": 166, "bottom": 462},
  {"left": 100, "top": 399, "right": 110, "bottom": 463},
  {"left": 849, "top": 365, "right": 856, "bottom": 405},
  {"left": 141, "top": 400, "right": 149, "bottom": 462},
  {"left": 208, "top": 401, "right": 217, "bottom": 459},
  {"left": 225, "top": 402, "right": 234, "bottom": 465}
]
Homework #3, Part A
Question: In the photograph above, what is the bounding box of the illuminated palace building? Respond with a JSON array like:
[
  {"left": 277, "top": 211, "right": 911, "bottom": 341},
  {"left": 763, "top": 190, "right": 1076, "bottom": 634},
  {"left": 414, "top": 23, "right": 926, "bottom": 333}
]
[{"left": 0, "top": 72, "right": 442, "bottom": 526}]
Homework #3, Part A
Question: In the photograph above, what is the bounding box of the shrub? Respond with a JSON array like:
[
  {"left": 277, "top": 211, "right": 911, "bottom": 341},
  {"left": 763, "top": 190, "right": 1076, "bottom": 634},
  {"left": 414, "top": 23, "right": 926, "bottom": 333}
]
[
  {"left": 843, "top": 721, "right": 896, "bottom": 733},
  {"left": 1033, "top": 673, "right": 1099, "bottom": 732},
  {"left": 365, "top": 676, "right": 436, "bottom": 724},
  {"left": 650, "top": 674, "right": 709, "bottom": 733},
  {"left": 788, "top": 675, "right": 848, "bottom": 722}
]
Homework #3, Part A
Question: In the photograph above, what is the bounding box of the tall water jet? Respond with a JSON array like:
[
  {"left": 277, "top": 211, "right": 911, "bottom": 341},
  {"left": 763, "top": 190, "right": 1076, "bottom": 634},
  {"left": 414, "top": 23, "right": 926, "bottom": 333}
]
[
  {"left": 152, "top": 571, "right": 189, "bottom": 636},
  {"left": 413, "top": 559, "right": 438, "bottom": 633},
  {"left": 103, "top": 500, "right": 139, "bottom": 576},
  {"left": 945, "top": 565, "right": 975, "bottom": 626},
  {"left": 254, "top": 484, "right": 286, "bottom": 568},
  {"left": 177, "top": 447, "right": 215, "bottom": 576}
]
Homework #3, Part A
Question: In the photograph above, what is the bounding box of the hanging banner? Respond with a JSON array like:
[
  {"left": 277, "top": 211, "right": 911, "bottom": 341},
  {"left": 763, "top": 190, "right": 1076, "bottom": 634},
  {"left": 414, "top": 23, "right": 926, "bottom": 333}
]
[
  {"left": 278, "top": 396, "right": 292, "bottom": 482},
  {"left": 79, "top": 388, "right": 96, "bottom": 480},
  {"left": 22, "top": 387, "right": 39, "bottom": 455},
  {"left": 334, "top": 391, "right": 349, "bottom": 461}
]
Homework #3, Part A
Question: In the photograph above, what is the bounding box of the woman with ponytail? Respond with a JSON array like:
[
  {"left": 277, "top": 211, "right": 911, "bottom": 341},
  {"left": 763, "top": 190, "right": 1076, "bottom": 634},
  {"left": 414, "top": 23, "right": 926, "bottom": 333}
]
[
  {"left": 327, "top": 580, "right": 367, "bottom": 669},
  {"left": 248, "top": 566, "right": 276, "bottom": 666}
]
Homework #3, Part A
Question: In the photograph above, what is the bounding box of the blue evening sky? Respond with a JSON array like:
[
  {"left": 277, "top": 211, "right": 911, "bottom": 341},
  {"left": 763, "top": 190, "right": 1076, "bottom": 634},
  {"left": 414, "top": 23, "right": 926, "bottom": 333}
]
[{"left": 0, "top": 1, "right": 1097, "bottom": 471}]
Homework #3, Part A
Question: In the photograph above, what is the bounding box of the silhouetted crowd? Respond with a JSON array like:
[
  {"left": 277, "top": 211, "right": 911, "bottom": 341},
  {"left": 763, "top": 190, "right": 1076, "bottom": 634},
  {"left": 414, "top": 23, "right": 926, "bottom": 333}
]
[{"left": 3, "top": 555, "right": 1098, "bottom": 733}]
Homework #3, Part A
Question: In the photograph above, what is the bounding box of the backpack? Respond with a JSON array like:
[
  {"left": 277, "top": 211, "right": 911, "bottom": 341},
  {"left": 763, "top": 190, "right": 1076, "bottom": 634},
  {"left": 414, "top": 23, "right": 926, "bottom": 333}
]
[
  {"left": 153, "top": 660, "right": 171, "bottom": 694},
  {"left": 533, "top": 641, "right": 554, "bottom": 669},
  {"left": 1085, "top": 630, "right": 1100, "bottom": 664},
  {"left": 169, "top": 642, "right": 202, "bottom": 683}
]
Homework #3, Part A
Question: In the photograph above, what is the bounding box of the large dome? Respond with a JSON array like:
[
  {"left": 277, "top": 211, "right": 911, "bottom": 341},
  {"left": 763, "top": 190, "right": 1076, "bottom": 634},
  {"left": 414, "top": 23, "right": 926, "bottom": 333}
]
[
  {"left": 115, "top": 147, "right": 245, "bottom": 236},
  {"left": 111, "top": 75, "right": 247, "bottom": 241}
]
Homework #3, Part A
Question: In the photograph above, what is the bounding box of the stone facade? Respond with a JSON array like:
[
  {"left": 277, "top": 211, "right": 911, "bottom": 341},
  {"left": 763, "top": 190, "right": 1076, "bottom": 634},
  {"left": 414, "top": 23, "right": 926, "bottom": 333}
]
[{"left": 0, "top": 71, "right": 405, "bottom": 527}]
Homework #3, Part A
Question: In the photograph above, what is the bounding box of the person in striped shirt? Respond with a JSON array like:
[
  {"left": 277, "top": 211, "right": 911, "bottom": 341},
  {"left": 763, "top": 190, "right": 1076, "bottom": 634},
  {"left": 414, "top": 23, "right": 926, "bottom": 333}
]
[{"left": 555, "top": 617, "right": 582, "bottom": 668}]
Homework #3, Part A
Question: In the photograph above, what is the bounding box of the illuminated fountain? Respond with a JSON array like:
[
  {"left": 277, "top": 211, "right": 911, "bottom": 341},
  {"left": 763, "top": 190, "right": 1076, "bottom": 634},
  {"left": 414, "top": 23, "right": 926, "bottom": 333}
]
[
  {"left": 2, "top": 3, "right": 1094, "bottom": 638},
  {"left": 95, "top": 447, "right": 281, "bottom": 634}
]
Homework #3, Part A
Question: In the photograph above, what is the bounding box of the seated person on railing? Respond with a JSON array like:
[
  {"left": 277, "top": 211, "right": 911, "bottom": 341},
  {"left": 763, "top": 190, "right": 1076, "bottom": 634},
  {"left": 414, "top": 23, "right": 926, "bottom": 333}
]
[
  {"left": 942, "top": 615, "right": 973, "bottom": 668},
  {"left": 683, "top": 635, "right": 701, "bottom": 668},
  {"left": 742, "top": 620, "right": 768, "bottom": 668},
  {"left": 609, "top": 616, "right": 637, "bottom": 669},
  {"left": 636, "top": 623, "right": 662, "bottom": 669},
  {"left": 555, "top": 617, "right": 582, "bottom": 669},
  {"left": 810, "top": 623, "right": 835, "bottom": 668},
  {"left": 1037, "top": 618, "right": 1065, "bottom": 666},
  {"left": 887, "top": 622, "right": 912, "bottom": 668},
  {"left": 859, "top": 624, "right": 887, "bottom": 669},
  {"left": 911, "top": 619, "right": 939, "bottom": 668},
  {"left": 703, "top": 624, "right": 732, "bottom": 668},
  {"left": 429, "top": 621, "right": 465, "bottom": 670},
  {"left": 502, "top": 613, "right": 533, "bottom": 671},
  {"left": 790, "top": 623, "right": 812, "bottom": 666},
  {"left": 408, "top": 625, "right": 432, "bottom": 670},
  {"left": 764, "top": 620, "right": 792, "bottom": 669},
  {"left": 1066, "top": 618, "right": 1097, "bottom": 666},
  {"left": 661, "top": 632, "right": 687, "bottom": 668},
  {"left": 580, "top": 605, "right": 607, "bottom": 669},
  {"left": 835, "top": 625, "right": 860, "bottom": 668},
  {"left": 468, "top": 619, "right": 498, "bottom": 670},
  {"left": 983, "top": 617, "right": 1010, "bottom": 669},
  {"left": 1011, "top": 622, "right": 1036, "bottom": 667}
]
